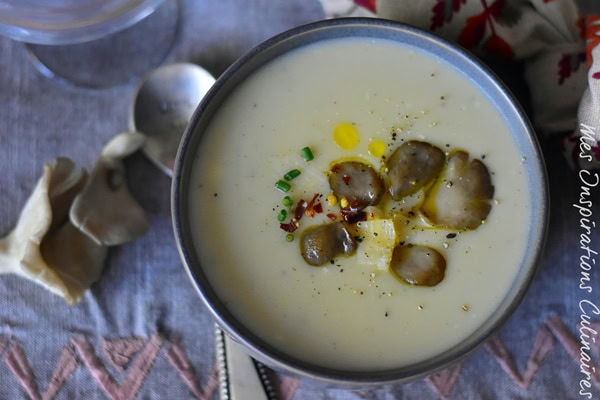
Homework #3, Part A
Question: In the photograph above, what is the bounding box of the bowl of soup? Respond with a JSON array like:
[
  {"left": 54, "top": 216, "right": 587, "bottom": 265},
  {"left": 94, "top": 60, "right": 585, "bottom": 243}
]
[{"left": 172, "top": 18, "right": 548, "bottom": 385}]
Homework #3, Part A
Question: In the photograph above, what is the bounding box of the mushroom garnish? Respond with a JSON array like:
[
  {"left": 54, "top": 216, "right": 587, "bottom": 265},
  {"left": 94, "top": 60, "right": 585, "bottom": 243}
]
[
  {"left": 389, "top": 244, "right": 446, "bottom": 286},
  {"left": 300, "top": 222, "right": 357, "bottom": 266},
  {"left": 0, "top": 132, "right": 149, "bottom": 304},
  {"left": 421, "top": 150, "right": 494, "bottom": 230},
  {"left": 328, "top": 161, "right": 385, "bottom": 210},
  {"left": 387, "top": 141, "right": 445, "bottom": 200},
  {"left": 284, "top": 137, "right": 494, "bottom": 288}
]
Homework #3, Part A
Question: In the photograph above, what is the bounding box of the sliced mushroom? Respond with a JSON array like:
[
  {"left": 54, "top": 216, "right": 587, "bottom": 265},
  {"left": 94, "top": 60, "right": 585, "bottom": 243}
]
[
  {"left": 300, "top": 222, "right": 357, "bottom": 266},
  {"left": 421, "top": 151, "right": 494, "bottom": 230},
  {"left": 387, "top": 141, "right": 445, "bottom": 200},
  {"left": 328, "top": 161, "right": 384, "bottom": 209},
  {"left": 389, "top": 244, "right": 446, "bottom": 286}
]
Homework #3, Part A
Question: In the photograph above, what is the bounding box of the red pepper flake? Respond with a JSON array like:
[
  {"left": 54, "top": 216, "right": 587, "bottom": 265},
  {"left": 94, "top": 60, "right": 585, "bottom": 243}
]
[
  {"left": 342, "top": 175, "right": 351, "bottom": 185},
  {"left": 305, "top": 193, "right": 321, "bottom": 217},
  {"left": 331, "top": 164, "right": 341, "bottom": 173},
  {"left": 326, "top": 213, "right": 337, "bottom": 221},
  {"left": 280, "top": 219, "right": 298, "bottom": 232},
  {"left": 294, "top": 200, "right": 307, "bottom": 220},
  {"left": 312, "top": 203, "right": 323, "bottom": 214}
]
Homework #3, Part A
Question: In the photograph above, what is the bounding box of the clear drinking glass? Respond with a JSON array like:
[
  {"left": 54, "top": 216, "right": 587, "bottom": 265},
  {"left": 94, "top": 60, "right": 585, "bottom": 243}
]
[{"left": 0, "top": 0, "right": 179, "bottom": 87}]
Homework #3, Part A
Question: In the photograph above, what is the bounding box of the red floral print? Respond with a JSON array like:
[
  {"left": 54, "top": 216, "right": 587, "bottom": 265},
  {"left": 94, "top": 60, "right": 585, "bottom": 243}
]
[
  {"left": 457, "top": 0, "right": 515, "bottom": 58},
  {"left": 558, "top": 52, "right": 586, "bottom": 85}
]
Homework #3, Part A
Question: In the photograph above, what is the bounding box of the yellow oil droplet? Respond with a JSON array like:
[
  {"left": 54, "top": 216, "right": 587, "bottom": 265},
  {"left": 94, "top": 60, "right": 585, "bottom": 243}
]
[
  {"left": 368, "top": 140, "right": 386, "bottom": 157},
  {"left": 333, "top": 122, "right": 359, "bottom": 150}
]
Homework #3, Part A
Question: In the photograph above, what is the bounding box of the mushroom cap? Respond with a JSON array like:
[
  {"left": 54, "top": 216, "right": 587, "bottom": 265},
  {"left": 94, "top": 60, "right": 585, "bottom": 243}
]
[
  {"left": 389, "top": 244, "right": 446, "bottom": 286},
  {"left": 421, "top": 151, "right": 494, "bottom": 230},
  {"left": 300, "top": 222, "right": 357, "bottom": 266},
  {"left": 70, "top": 132, "right": 149, "bottom": 246},
  {"left": 387, "top": 141, "right": 445, "bottom": 200},
  {"left": 329, "top": 161, "right": 385, "bottom": 209}
]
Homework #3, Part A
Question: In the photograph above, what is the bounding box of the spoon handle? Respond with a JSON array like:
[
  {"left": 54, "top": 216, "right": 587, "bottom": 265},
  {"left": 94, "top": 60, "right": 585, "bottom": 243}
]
[{"left": 215, "top": 325, "right": 277, "bottom": 400}]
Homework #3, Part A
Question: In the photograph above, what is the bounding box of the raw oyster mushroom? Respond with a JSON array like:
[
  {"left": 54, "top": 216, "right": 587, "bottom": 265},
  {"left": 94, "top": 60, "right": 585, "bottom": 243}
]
[
  {"left": 70, "top": 132, "right": 149, "bottom": 245},
  {"left": 300, "top": 222, "right": 357, "bottom": 266},
  {"left": 387, "top": 140, "right": 445, "bottom": 200},
  {"left": 421, "top": 150, "right": 494, "bottom": 230},
  {"left": 0, "top": 132, "right": 148, "bottom": 304},
  {"left": 390, "top": 244, "right": 446, "bottom": 286},
  {"left": 328, "top": 161, "right": 385, "bottom": 209}
]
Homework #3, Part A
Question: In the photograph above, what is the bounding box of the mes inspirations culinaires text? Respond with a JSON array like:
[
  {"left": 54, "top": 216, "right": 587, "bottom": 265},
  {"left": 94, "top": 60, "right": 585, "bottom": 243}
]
[{"left": 574, "top": 123, "right": 600, "bottom": 399}]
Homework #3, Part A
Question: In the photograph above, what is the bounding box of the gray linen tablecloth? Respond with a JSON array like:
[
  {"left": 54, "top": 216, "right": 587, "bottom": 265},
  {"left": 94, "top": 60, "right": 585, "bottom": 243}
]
[{"left": 0, "top": 0, "right": 599, "bottom": 399}]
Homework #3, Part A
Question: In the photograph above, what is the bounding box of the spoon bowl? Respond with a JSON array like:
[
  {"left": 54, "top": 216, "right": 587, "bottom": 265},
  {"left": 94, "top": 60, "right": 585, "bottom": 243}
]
[{"left": 130, "top": 62, "right": 215, "bottom": 175}]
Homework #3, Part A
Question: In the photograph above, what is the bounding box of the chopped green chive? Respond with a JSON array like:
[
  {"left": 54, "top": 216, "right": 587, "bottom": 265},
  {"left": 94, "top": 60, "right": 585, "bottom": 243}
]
[
  {"left": 286, "top": 233, "right": 294, "bottom": 242},
  {"left": 284, "top": 169, "right": 301, "bottom": 181},
  {"left": 277, "top": 209, "right": 287, "bottom": 222},
  {"left": 301, "top": 146, "right": 314, "bottom": 161},
  {"left": 274, "top": 180, "right": 291, "bottom": 193},
  {"left": 282, "top": 196, "right": 293, "bottom": 207}
]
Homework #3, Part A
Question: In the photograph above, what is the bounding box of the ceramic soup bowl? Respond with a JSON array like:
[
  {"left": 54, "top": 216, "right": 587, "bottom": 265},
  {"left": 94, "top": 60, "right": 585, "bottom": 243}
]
[{"left": 172, "top": 18, "right": 547, "bottom": 385}]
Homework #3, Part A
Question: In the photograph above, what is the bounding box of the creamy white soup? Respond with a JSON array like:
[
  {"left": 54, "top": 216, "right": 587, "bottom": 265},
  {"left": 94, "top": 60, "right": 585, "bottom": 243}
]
[{"left": 188, "top": 37, "right": 530, "bottom": 370}]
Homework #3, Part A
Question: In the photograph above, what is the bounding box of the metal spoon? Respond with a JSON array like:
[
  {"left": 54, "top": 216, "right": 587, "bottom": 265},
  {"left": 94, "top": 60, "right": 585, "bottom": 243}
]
[
  {"left": 130, "top": 62, "right": 215, "bottom": 176},
  {"left": 129, "top": 62, "right": 275, "bottom": 400}
]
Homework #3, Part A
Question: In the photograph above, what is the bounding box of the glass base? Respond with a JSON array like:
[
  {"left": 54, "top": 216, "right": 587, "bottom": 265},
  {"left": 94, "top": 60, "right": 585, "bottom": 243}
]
[{"left": 25, "top": 0, "right": 179, "bottom": 89}]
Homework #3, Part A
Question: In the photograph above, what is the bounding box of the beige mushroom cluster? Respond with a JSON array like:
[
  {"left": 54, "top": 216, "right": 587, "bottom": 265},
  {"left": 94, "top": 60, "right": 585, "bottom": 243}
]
[
  {"left": 299, "top": 140, "right": 494, "bottom": 287},
  {"left": 0, "top": 133, "right": 149, "bottom": 304}
]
